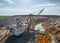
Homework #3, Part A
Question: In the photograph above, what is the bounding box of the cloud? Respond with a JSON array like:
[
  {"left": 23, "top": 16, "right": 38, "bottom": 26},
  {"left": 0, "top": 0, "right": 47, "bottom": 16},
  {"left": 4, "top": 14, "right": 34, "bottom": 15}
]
[
  {"left": 36, "top": 3, "right": 56, "bottom": 7},
  {"left": 49, "top": 0, "right": 60, "bottom": 3},
  {"left": 5, "top": 0, "right": 14, "bottom": 4},
  {"left": 0, "top": 3, "right": 2, "bottom": 6},
  {"left": 0, "top": 0, "right": 57, "bottom": 8},
  {"left": 20, "top": 0, "right": 33, "bottom": 5},
  {"left": 21, "top": 0, "right": 31, "bottom": 3},
  {"left": 0, "top": 6, "right": 60, "bottom": 16},
  {"left": 0, "top": 0, "right": 60, "bottom": 16}
]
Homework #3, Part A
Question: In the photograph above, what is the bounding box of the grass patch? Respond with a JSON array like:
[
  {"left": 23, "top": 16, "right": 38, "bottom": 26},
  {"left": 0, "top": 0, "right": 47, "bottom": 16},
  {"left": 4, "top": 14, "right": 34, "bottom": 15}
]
[{"left": 0, "top": 16, "right": 12, "bottom": 20}]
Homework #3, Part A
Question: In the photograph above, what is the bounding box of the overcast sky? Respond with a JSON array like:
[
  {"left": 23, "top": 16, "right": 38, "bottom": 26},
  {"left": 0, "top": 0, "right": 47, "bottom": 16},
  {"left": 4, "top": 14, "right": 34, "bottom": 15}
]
[{"left": 0, "top": 0, "right": 60, "bottom": 16}]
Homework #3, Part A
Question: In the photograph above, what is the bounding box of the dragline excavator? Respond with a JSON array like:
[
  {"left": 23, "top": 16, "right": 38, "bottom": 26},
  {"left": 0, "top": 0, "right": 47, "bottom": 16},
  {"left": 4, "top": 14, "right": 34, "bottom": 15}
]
[
  {"left": 28, "top": 8, "right": 45, "bottom": 22},
  {"left": 28, "top": 8, "right": 59, "bottom": 43}
]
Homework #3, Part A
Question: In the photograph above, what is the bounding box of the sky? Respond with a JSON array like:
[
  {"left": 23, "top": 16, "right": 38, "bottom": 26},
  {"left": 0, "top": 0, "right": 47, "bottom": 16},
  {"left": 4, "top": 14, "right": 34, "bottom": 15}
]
[{"left": 0, "top": 0, "right": 60, "bottom": 16}]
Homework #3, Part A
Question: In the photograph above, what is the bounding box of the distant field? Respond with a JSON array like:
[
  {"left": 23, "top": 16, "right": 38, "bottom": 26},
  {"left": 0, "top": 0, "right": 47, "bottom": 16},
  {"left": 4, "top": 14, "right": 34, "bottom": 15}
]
[{"left": 0, "top": 16, "right": 12, "bottom": 20}]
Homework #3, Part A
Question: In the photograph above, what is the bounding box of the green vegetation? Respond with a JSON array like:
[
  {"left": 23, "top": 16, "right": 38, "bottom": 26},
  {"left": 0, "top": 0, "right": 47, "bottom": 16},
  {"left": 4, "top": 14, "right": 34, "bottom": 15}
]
[{"left": 0, "top": 16, "right": 12, "bottom": 20}]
